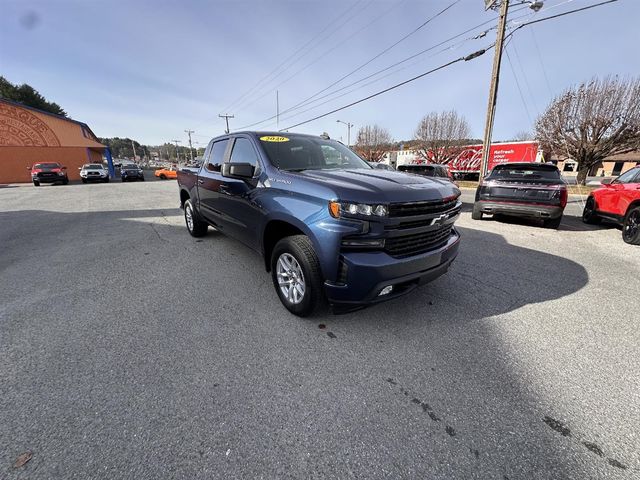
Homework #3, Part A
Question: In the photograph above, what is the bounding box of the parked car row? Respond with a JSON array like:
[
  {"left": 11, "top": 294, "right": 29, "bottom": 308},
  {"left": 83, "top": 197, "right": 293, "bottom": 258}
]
[
  {"left": 471, "top": 162, "right": 640, "bottom": 245},
  {"left": 28, "top": 162, "right": 147, "bottom": 185}
]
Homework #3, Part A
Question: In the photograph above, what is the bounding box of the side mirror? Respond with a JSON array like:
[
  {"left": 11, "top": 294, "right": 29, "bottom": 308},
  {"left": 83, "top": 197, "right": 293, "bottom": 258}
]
[
  {"left": 600, "top": 178, "right": 613, "bottom": 185},
  {"left": 61, "top": 166, "right": 67, "bottom": 170},
  {"left": 78, "top": 167, "right": 82, "bottom": 170},
  {"left": 222, "top": 162, "right": 255, "bottom": 178}
]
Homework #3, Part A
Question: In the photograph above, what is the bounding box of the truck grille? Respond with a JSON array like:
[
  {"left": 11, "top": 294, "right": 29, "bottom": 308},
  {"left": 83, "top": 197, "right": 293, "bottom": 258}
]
[
  {"left": 384, "top": 224, "right": 453, "bottom": 257},
  {"left": 388, "top": 199, "right": 458, "bottom": 217}
]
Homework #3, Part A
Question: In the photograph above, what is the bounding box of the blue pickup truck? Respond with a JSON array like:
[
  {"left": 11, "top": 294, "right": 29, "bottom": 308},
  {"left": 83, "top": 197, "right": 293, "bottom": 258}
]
[{"left": 177, "top": 132, "right": 461, "bottom": 316}]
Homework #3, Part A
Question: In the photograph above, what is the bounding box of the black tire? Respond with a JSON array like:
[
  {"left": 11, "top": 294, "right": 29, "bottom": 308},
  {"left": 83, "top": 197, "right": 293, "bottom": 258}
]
[
  {"left": 121, "top": 178, "right": 126, "bottom": 182},
  {"left": 582, "top": 196, "right": 601, "bottom": 224},
  {"left": 104, "top": 177, "right": 110, "bottom": 183},
  {"left": 33, "top": 181, "right": 40, "bottom": 187},
  {"left": 141, "top": 177, "right": 145, "bottom": 181},
  {"left": 271, "top": 235, "right": 326, "bottom": 317},
  {"left": 183, "top": 199, "right": 208, "bottom": 237},
  {"left": 159, "top": 174, "right": 167, "bottom": 180},
  {"left": 622, "top": 206, "right": 640, "bottom": 245},
  {"left": 82, "top": 178, "right": 87, "bottom": 184},
  {"left": 62, "top": 178, "right": 69, "bottom": 185},
  {"left": 471, "top": 203, "right": 483, "bottom": 220},
  {"left": 543, "top": 216, "right": 562, "bottom": 229}
]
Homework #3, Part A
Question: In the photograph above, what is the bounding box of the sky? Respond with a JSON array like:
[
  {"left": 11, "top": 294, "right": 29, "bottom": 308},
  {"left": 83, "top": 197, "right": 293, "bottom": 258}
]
[{"left": 1, "top": 0, "right": 638, "bottom": 147}]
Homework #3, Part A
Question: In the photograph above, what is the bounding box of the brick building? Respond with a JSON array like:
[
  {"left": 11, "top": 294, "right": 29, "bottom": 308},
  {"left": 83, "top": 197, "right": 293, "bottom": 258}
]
[{"left": 0, "top": 98, "right": 107, "bottom": 183}]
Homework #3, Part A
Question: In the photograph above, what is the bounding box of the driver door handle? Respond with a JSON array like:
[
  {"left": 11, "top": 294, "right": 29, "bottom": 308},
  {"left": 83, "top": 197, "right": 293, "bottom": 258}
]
[
  {"left": 197, "top": 179, "right": 204, "bottom": 185},
  {"left": 219, "top": 185, "right": 231, "bottom": 195}
]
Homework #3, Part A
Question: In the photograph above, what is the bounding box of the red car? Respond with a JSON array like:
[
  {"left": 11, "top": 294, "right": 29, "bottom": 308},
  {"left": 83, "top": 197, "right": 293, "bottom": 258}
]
[{"left": 582, "top": 166, "right": 640, "bottom": 244}]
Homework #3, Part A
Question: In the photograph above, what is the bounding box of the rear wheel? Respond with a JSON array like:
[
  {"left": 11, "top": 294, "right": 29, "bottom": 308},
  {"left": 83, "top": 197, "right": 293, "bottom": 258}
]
[
  {"left": 271, "top": 235, "right": 326, "bottom": 317},
  {"left": 184, "top": 199, "right": 208, "bottom": 237},
  {"left": 622, "top": 206, "right": 640, "bottom": 245},
  {"left": 582, "top": 197, "right": 601, "bottom": 224},
  {"left": 543, "top": 216, "right": 562, "bottom": 229},
  {"left": 159, "top": 174, "right": 167, "bottom": 180},
  {"left": 471, "top": 203, "right": 483, "bottom": 220}
]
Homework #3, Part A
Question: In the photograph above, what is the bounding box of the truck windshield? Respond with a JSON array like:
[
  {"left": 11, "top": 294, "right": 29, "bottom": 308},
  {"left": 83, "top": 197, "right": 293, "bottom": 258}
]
[{"left": 259, "top": 135, "right": 371, "bottom": 171}]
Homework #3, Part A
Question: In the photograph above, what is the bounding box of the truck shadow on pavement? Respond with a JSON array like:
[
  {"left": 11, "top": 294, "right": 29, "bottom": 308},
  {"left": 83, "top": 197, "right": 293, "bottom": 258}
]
[{"left": 2, "top": 208, "right": 631, "bottom": 479}]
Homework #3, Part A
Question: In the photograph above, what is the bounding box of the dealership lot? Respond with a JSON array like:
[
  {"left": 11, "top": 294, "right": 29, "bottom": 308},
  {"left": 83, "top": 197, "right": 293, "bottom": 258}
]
[{"left": 1, "top": 182, "right": 638, "bottom": 479}]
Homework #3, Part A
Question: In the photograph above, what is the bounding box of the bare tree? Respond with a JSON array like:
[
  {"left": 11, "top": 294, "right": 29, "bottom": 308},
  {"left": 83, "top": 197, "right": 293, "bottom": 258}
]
[
  {"left": 536, "top": 76, "right": 640, "bottom": 184},
  {"left": 354, "top": 124, "right": 393, "bottom": 162},
  {"left": 512, "top": 130, "right": 534, "bottom": 141},
  {"left": 413, "top": 110, "right": 471, "bottom": 164}
]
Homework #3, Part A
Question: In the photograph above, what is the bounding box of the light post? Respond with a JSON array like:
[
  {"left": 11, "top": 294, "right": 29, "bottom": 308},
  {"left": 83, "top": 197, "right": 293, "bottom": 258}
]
[{"left": 336, "top": 120, "right": 354, "bottom": 147}]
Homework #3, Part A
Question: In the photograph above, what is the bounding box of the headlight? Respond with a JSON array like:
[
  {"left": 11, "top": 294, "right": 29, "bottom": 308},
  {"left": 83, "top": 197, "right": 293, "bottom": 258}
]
[{"left": 329, "top": 201, "right": 388, "bottom": 218}]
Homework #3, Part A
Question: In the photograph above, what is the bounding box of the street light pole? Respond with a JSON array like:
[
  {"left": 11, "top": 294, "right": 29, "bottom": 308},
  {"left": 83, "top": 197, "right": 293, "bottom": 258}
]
[
  {"left": 171, "top": 139, "right": 181, "bottom": 163},
  {"left": 336, "top": 120, "right": 354, "bottom": 147},
  {"left": 219, "top": 114, "right": 234, "bottom": 134},
  {"left": 479, "top": 0, "right": 510, "bottom": 181}
]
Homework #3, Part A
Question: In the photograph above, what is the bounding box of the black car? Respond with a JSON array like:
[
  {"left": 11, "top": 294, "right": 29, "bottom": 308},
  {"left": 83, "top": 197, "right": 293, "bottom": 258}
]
[
  {"left": 120, "top": 164, "right": 145, "bottom": 182},
  {"left": 367, "top": 161, "right": 395, "bottom": 171},
  {"left": 473, "top": 163, "right": 568, "bottom": 229},
  {"left": 397, "top": 164, "right": 453, "bottom": 181}
]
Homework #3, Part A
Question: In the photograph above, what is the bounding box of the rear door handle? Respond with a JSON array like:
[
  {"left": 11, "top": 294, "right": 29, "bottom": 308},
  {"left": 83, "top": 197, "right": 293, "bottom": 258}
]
[{"left": 197, "top": 179, "right": 204, "bottom": 185}]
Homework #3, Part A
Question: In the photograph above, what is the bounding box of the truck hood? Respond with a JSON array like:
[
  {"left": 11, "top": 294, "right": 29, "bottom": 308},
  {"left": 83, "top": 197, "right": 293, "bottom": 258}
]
[{"left": 291, "top": 169, "right": 458, "bottom": 203}]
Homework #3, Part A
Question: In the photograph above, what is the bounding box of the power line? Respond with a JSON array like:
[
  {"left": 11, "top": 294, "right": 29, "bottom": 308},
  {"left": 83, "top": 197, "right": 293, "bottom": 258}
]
[
  {"left": 232, "top": 0, "right": 407, "bottom": 117},
  {"left": 278, "top": 1, "right": 463, "bottom": 119},
  {"left": 280, "top": 50, "right": 488, "bottom": 131},
  {"left": 279, "top": 0, "right": 620, "bottom": 132},
  {"left": 220, "top": 0, "right": 367, "bottom": 115},
  {"left": 504, "top": 39, "right": 534, "bottom": 125},
  {"left": 234, "top": 3, "right": 543, "bottom": 131},
  {"left": 230, "top": 0, "right": 375, "bottom": 115}
]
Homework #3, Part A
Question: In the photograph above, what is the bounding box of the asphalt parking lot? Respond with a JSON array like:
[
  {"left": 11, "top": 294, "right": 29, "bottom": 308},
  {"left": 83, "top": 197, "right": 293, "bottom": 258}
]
[{"left": 1, "top": 181, "right": 638, "bottom": 479}]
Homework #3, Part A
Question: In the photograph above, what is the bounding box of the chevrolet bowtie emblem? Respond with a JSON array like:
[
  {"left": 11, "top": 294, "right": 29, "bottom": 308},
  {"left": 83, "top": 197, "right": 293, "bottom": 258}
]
[{"left": 431, "top": 214, "right": 448, "bottom": 226}]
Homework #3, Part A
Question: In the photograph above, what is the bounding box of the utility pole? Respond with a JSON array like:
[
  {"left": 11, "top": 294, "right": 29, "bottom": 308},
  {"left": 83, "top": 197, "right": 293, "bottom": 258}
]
[
  {"left": 130, "top": 139, "right": 137, "bottom": 161},
  {"left": 479, "top": 0, "right": 509, "bottom": 181},
  {"left": 276, "top": 90, "right": 279, "bottom": 130},
  {"left": 219, "top": 113, "right": 234, "bottom": 134},
  {"left": 336, "top": 120, "right": 354, "bottom": 147},
  {"left": 171, "top": 139, "right": 181, "bottom": 163},
  {"left": 184, "top": 129, "right": 195, "bottom": 162}
]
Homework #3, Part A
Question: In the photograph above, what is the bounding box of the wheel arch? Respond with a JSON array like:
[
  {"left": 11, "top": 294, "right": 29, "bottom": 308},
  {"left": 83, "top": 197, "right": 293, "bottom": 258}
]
[{"left": 261, "top": 216, "right": 318, "bottom": 273}]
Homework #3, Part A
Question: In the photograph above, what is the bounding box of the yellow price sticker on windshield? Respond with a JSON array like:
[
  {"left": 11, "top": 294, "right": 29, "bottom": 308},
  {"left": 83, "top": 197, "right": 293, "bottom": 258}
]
[{"left": 260, "top": 135, "right": 290, "bottom": 142}]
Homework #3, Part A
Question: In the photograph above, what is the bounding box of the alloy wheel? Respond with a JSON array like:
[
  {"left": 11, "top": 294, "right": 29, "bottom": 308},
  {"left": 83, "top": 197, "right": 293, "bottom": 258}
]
[{"left": 276, "top": 253, "right": 306, "bottom": 305}]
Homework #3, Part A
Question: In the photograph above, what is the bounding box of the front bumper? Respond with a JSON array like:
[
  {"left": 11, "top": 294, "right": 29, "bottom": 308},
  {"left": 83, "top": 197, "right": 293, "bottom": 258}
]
[
  {"left": 82, "top": 174, "right": 108, "bottom": 181},
  {"left": 476, "top": 200, "right": 563, "bottom": 219},
  {"left": 33, "top": 174, "right": 66, "bottom": 183},
  {"left": 324, "top": 228, "right": 460, "bottom": 305}
]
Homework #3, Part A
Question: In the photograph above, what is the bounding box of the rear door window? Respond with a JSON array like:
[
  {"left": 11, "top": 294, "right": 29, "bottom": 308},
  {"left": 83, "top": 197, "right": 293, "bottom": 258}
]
[{"left": 490, "top": 166, "right": 560, "bottom": 180}]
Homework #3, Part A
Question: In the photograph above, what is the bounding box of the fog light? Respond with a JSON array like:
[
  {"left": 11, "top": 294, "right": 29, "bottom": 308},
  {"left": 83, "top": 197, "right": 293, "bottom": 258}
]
[{"left": 378, "top": 285, "right": 393, "bottom": 296}]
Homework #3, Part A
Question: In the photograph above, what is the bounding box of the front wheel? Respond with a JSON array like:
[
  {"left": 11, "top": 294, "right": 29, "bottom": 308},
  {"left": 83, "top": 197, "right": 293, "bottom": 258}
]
[
  {"left": 104, "top": 177, "right": 110, "bottom": 183},
  {"left": 62, "top": 178, "right": 69, "bottom": 185},
  {"left": 159, "top": 174, "right": 166, "bottom": 180},
  {"left": 184, "top": 199, "right": 208, "bottom": 237},
  {"left": 543, "top": 216, "right": 562, "bottom": 229},
  {"left": 33, "top": 181, "right": 40, "bottom": 187},
  {"left": 271, "top": 235, "right": 326, "bottom": 317},
  {"left": 582, "top": 197, "right": 601, "bottom": 224},
  {"left": 622, "top": 206, "right": 640, "bottom": 245}
]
